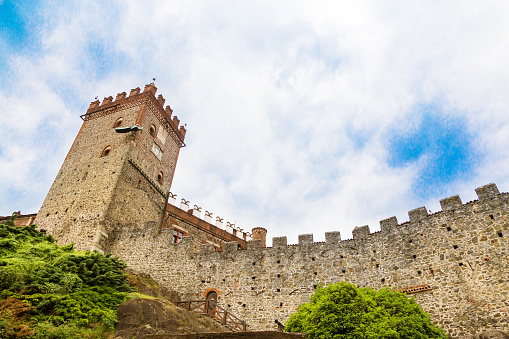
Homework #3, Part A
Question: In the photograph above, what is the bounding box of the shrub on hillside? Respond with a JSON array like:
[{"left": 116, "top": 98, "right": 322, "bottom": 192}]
[{"left": 0, "top": 216, "right": 133, "bottom": 337}]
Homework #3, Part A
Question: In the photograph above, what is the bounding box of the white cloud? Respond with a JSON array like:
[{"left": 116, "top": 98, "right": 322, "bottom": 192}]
[{"left": 1, "top": 1, "right": 509, "bottom": 245}]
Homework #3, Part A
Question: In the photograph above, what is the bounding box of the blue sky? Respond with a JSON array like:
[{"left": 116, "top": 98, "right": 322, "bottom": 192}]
[{"left": 1, "top": 1, "right": 509, "bottom": 244}]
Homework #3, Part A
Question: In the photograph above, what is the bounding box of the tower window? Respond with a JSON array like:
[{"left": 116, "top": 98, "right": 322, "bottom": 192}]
[
  {"left": 157, "top": 171, "right": 164, "bottom": 184},
  {"left": 114, "top": 117, "right": 123, "bottom": 127},
  {"left": 101, "top": 145, "right": 112, "bottom": 157},
  {"left": 172, "top": 229, "right": 186, "bottom": 243},
  {"left": 149, "top": 124, "right": 156, "bottom": 137}
]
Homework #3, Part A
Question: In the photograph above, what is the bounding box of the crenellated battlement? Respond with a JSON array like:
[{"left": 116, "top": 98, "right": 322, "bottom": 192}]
[
  {"left": 167, "top": 184, "right": 504, "bottom": 254},
  {"left": 84, "top": 83, "right": 187, "bottom": 143},
  {"left": 183, "top": 183, "right": 507, "bottom": 256}
]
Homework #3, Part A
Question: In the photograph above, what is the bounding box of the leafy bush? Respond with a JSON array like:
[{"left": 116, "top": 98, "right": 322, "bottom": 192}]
[
  {"left": 0, "top": 216, "right": 133, "bottom": 337},
  {"left": 285, "top": 282, "right": 448, "bottom": 339}
]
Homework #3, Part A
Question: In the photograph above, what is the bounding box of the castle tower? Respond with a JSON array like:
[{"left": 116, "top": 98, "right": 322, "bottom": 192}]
[
  {"left": 35, "top": 84, "right": 186, "bottom": 252},
  {"left": 251, "top": 227, "right": 267, "bottom": 247}
]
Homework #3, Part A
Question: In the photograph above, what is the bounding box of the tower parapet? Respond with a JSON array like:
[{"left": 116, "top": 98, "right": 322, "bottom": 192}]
[
  {"left": 251, "top": 227, "right": 267, "bottom": 247},
  {"left": 84, "top": 84, "right": 186, "bottom": 146}
]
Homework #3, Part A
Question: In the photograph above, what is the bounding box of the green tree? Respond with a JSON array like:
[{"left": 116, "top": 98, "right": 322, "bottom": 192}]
[{"left": 285, "top": 282, "right": 447, "bottom": 339}]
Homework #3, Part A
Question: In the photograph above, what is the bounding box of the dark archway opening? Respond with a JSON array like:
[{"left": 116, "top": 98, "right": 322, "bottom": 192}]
[{"left": 206, "top": 291, "right": 217, "bottom": 315}]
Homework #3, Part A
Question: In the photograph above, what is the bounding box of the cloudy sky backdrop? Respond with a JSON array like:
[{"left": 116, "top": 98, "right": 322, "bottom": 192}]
[{"left": 1, "top": 1, "right": 509, "bottom": 244}]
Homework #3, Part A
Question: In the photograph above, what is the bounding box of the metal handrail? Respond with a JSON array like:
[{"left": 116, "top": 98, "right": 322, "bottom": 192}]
[{"left": 176, "top": 299, "right": 247, "bottom": 332}]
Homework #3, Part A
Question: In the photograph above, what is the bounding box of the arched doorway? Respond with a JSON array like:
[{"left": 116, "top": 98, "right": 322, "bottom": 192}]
[{"left": 206, "top": 291, "right": 217, "bottom": 315}]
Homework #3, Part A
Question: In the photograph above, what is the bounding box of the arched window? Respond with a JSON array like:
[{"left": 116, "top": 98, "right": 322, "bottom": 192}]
[
  {"left": 101, "top": 145, "right": 112, "bottom": 157},
  {"left": 149, "top": 124, "right": 156, "bottom": 137},
  {"left": 113, "top": 117, "right": 123, "bottom": 127},
  {"left": 157, "top": 171, "right": 164, "bottom": 184}
]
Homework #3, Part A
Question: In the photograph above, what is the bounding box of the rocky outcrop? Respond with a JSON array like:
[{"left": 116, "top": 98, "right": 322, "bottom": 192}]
[
  {"left": 126, "top": 270, "right": 180, "bottom": 303},
  {"left": 114, "top": 298, "right": 229, "bottom": 339}
]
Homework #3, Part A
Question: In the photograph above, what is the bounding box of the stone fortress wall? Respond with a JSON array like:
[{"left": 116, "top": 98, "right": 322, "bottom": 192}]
[{"left": 110, "top": 183, "right": 508, "bottom": 338}]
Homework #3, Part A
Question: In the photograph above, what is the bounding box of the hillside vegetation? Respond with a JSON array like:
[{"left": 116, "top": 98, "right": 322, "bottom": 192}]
[{"left": 0, "top": 216, "right": 132, "bottom": 338}]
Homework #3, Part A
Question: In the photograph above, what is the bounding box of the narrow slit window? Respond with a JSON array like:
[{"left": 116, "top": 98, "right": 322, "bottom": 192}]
[
  {"left": 157, "top": 171, "right": 164, "bottom": 184},
  {"left": 114, "top": 117, "right": 123, "bottom": 127},
  {"left": 149, "top": 124, "right": 156, "bottom": 137},
  {"left": 101, "top": 145, "right": 112, "bottom": 157}
]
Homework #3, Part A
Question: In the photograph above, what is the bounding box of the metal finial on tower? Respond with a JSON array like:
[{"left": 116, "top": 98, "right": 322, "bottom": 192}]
[
  {"left": 152, "top": 78, "right": 156, "bottom": 83},
  {"left": 95, "top": 96, "right": 98, "bottom": 100}
]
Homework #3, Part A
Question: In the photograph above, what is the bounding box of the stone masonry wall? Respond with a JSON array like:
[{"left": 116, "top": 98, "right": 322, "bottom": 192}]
[
  {"left": 104, "top": 159, "right": 168, "bottom": 251},
  {"left": 35, "top": 106, "right": 137, "bottom": 250},
  {"left": 109, "top": 184, "right": 508, "bottom": 338}
]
